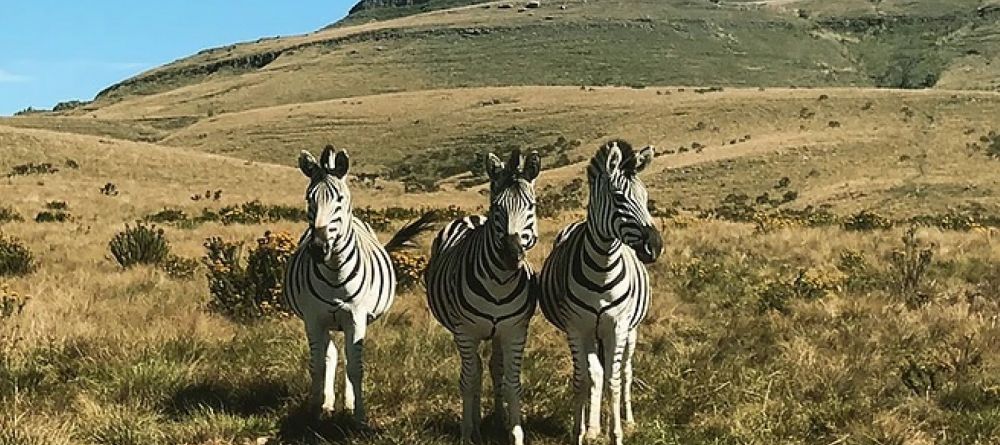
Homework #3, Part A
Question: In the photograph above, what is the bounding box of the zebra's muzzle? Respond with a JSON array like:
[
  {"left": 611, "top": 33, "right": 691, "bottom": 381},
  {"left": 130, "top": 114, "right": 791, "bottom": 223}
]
[{"left": 633, "top": 225, "right": 663, "bottom": 264}]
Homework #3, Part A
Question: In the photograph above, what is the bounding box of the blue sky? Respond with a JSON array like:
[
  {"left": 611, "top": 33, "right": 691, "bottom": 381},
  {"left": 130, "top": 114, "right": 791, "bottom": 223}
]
[{"left": 0, "top": 1, "right": 353, "bottom": 116}]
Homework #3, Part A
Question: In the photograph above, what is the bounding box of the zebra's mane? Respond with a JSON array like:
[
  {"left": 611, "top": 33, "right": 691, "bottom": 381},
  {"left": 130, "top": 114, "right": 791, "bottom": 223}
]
[{"left": 588, "top": 139, "right": 641, "bottom": 180}]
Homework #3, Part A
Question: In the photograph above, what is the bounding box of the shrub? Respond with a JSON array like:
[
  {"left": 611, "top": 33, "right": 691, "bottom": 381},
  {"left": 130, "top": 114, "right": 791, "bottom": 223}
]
[
  {"left": 837, "top": 249, "right": 882, "bottom": 293},
  {"left": 984, "top": 130, "right": 1000, "bottom": 159},
  {"left": 843, "top": 210, "right": 893, "bottom": 231},
  {"left": 100, "top": 182, "right": 120, "bottom": 196},
  {"left": 391, "top": 251, "right": 428, "bottom": 291},
  {"left": 0, "top": 234, "right": 34, "bottom": 277},
  {"left": 144, "top": 208, "right": 189, "bottom": 224},
  {"left": 218, "top": 200, "right": 307, "bottom": 225},
  {"left": 44, "top": 201, "right": 68, "bottom": 211},
  {"left": 0, "top": 206, "right": 23, "bottom": 225},
  {"left": 0, "top": 283, "right": 29, "bottom": 320},
  {"left": 109, "top": 223, "right": 171, "bottom": 268},
  {"left": 34, "top": 210, "right": 71, "bottom": 223},
  {"left": 757, "top": 266, "right": 844, "bottom": 314},
  {"left": 7, "top": 162, "right": 59, "bottom": 177},
  {"left": 204, "top": 231, "right": 296, "bottom": 320},
  {"left": 160, "top": 254, "right": 199, "bottom": 279},
  {"left": 889, "top": 227, "right": 934, "bottom": 308},
  {"left": 703, "top": 193, "right": 759, "bottom": 222},
  {"left": 537, "top": 178, "right": 585, "bottom": 218},
  {"left": 909, "top": 210, "right": 979, "bottom": 232}
]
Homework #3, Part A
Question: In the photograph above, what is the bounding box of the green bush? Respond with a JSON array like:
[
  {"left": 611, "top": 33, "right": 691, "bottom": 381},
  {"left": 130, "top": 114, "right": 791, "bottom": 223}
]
[
  {"left": 203, "top": 231, "right": 296, "bottom": 320},
  {"left": 0, "top": 206, "right": 23, "bottom": 225},
  {"left": 985, "top": 130, "right": 1000, "bottom": 159},
  {"left": 537, "top": 178, "right": 585, "bottom": 218},
  {"left": 843, "top": 210, "right": 893, "bottom": 231},
  {"left": 109, "top": 223, "right": 171, "bottom": 268},
  {"left": 44, "top": 201, "right": 68, "bottom": 211},
  {"left": 34, "top": 211, "right": 71, "bottom": 223},
  {"left": 145, "top": 208, "right": 188, "bottom": 224},
  {"left": 7, "top": 162, "right": 59, "bottom": 177},
  {"left": 0, "top": 234, "right": 34, "bottom": 277}
]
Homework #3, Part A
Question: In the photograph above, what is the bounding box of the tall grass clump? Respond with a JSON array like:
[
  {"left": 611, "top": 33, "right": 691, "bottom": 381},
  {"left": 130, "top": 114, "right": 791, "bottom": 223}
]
[
  {"left": 889, "top": 226, "right": 935, "bottom": 308},
  {"left": 109, "top": 223, "right": 170, "bottom": 268},
  {"left": 203, "top": 231, "right": 296, "bottom": 320},
  {"left": 0, "top": 233, "right": 34, "bottom": 277}
]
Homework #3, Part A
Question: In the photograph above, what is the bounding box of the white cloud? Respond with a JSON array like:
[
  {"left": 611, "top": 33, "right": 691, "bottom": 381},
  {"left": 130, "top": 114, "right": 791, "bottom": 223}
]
[{"left": 0, "top": 68, "right": 29, "bottom": 83}]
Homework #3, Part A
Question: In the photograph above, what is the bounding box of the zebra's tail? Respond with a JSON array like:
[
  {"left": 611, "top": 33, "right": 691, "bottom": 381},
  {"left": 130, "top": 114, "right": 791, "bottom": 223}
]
[{"left": 384, "top": 212, "right": 437, "bottom": 253}]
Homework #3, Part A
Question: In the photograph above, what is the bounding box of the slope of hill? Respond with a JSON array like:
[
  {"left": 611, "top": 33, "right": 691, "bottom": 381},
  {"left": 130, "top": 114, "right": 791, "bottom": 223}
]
[{"left": 41, "top": 0, "right": 995, "bottom": 122}]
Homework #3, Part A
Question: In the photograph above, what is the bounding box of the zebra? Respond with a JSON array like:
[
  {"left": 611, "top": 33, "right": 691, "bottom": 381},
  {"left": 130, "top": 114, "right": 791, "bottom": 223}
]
[
  {"left": 284, "top": 144, "right": 434, "bottom": 423},
  {"left": 538, "top": 140, "right": 663, "bottom": 445},
  {"left": 424, "top": 149, "right": 541, "bottom": 445}
]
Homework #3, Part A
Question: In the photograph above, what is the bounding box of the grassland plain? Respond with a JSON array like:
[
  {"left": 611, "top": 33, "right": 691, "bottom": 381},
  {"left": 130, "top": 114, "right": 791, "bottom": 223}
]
[{"left": 3, "top": 112, "right": 1000, "bottom": 444}]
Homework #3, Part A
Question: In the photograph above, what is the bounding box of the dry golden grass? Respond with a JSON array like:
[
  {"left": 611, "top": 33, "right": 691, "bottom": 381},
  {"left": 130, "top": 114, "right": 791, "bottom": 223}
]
[{"left": 3, "top": 113, "right": 1000, "bottom": 444}]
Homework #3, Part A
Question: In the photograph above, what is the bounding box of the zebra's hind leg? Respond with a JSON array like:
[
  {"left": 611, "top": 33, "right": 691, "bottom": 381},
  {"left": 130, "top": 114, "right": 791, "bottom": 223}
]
[
  {"left": 568, "top": 333, "right": 590, "bottom": 445},
  {"left": 499, "top": 328, "right": 527, "bottom": 445},
  {"left": 456, "top": 335, "right": 484, "bottom": 444},
  {"left": 489, "top": 335, "right": 506, "bottom": 430},
  {"left": 622, "top": 328, "right": 637, "bottom": 428},
  {"left": 342, "top": 313, "right": 368, "bottom": 424},
  {"left": 603, "top": 332, "right": 629, "bottom": 445},
  {"left": 305, "top": 321, "right": 334, "bottom": 415}
]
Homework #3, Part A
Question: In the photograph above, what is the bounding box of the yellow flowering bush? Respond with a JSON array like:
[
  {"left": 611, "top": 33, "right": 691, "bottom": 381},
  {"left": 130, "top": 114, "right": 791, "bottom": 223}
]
[
  {"left": 0, "top": 282, "right": 28, "bottom": 320},
  {"left": 390, "top": 251, "right": 428, "bottom": 291},
  {"left": 203, "top": 231, "right": 296, "bottom": 320}
]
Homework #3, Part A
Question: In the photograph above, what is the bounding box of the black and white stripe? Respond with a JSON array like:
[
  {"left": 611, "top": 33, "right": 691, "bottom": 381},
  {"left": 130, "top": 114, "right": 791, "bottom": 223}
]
[
  {"left": 538, "top": 140, "right": 662, "bottom": 445},
  {"left": 284, "top": 145, "right": 433, "bottom": 422},
  {"left": 424, "top": 149, "right": 541, "bottom": 445}
]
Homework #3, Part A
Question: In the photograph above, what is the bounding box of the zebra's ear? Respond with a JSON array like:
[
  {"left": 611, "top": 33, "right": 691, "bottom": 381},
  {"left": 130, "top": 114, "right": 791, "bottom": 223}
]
[
  {"left": 331, "top": 150, "right": 350, "bottom": 179},
  {"left": 299, "top": 151, "right": 319, "bottom": 178},
  {"left": 605, "top": 143, "right": 623, "bottom": 175},
  {"left": 523, "top": 151, "right": 541, "bottom": 181},
  {"left": 486, "top": 152, "right": 505, "bottom": 180},
  {"left": 635, "top": 146, "right": 655, "bottom": 173},
  {"left": 320, "top": 144, "right": 337, "bottom": 171}
]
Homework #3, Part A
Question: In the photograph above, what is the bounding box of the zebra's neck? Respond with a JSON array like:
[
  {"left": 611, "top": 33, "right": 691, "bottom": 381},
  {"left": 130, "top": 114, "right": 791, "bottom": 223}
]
[
  {"left": 584, "top": 217, "right": 622, "bottom": 267},
  {"left": 321, "top": 218, "right": 360, "bottom": 268},
  {"left": 481, "top": 214, "right": 522, "bottom": 277}
]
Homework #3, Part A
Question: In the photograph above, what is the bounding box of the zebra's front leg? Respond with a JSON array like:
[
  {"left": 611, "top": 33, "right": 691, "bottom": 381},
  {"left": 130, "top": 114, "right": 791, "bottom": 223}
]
[
  {"left": 603, "top": 332, "right": 628, "bottom": 445},
  {"left": 622, "top": 328, "right": 637, "bottom": 428},
  {"left": 586, "top": 346, "right": 604, "bottom": 439},
  {"left": 499, "top": 329, "right": 527, "bottom": 445},
  {"left": 306, "top": 321, "right": 335, "bottom": 415},
  {"left": 489, "top": 335, "right": 506, "bottom": 429},
  {"left": 456, "top": 335, "right": 484, "bottom": 444},
  {"left": 569, "top": 334, "right": 590, "bottom": 445},
  {"left": 343, "top": 342, "right": 355, "bottom": 413},
  {"left": 343, "top": 313, "right": 368, "bottom": 424}
]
